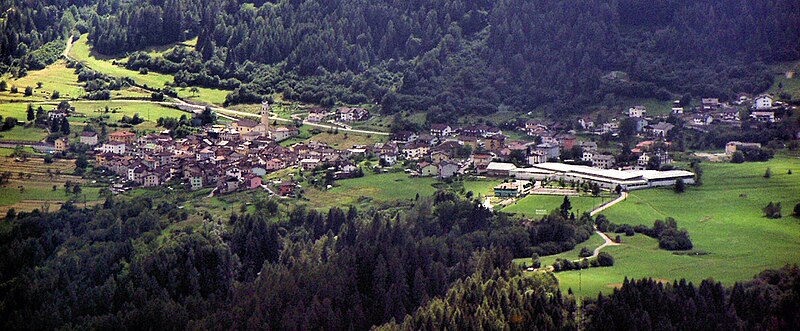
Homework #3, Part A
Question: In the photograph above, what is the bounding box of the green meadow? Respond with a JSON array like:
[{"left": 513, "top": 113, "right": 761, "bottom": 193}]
[
  {"left": 69, "top": 34, "right": 230, "bottom": 105},
  {"left": 303, "top": 172, "right": 440, "bottom": 210},
  {"left": 544, "top": 155, "right": 800, "bottom": 296}
]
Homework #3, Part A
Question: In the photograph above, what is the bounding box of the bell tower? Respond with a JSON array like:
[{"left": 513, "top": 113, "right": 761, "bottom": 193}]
[{"left": 261, "top": 100, "right": 270, "bottom": 127}]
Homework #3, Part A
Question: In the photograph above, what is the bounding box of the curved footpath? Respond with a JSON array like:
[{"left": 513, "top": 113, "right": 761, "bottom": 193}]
[{"left": 585, "top": 191, "right": 628, "bottom": 259}]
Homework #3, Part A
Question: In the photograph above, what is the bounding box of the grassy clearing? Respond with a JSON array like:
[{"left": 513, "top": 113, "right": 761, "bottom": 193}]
[
  {"left": 501, "top": 194, "right": 612, "bottom": 218},
  {"left": 547, "top": 155, "right": 800, "bottom": 296},
  {"left": 767, "top": 61, "right": 800, "bottom": 99},
  {"left": 69, "top": 34, "right": 230, "bottom": 105},
  {"left": 0, "top": 60, "right": 84, "bottom": 101},
  {"left": 302, "top": 172, "right": 440, "bottom": 210},
  {"left": 620, "top": 97, "right": 674, "bottom": 116}
]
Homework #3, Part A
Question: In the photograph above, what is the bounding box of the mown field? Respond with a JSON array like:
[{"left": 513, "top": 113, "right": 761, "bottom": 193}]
[
  {"left": 69, "top": 34, "right": 230, "bottom": 105},
  {"left": 545, "top": 155, "right": 800, "bottom": 296},
  {"left": 302, "top": 172, "right": 440, "bottom": 210}
]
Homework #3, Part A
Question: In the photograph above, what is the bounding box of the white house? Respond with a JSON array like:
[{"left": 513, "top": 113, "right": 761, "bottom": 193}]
[
  {"left": 628, "top": 105, "right": 646, "bottom": 118},
  {"left": 750, "top": 111, "right": 776, "bottom": 123},
  {"left": 79, "top": 132, "right": 98, "bottom": 146},
  {"left": 98, "top": 141, "right": 126, "bottom": 154},
  {"left": 754, "top": 95, "right": 773, "bottom": 110}
]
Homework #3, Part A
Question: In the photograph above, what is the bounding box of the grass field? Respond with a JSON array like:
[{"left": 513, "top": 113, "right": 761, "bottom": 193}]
[
  {"left": 545, "top": 155, "right": 800, "bottom": 296},
  {"left": 69, "top": 34, "right": 230, "bottom": 105},
  {"left": 302, "top": 172, "right": 440, "bottom": 209},
  {"left": 0, "top": 125, "right": 48, "bottom": 142},
  {"left": 501, "top": 194, "right": 613, "bottom": 218},
  {"left": 0, "top": 60, "right": 84, "bottom": 101},
  {"left": 767, "top": 61, "right": 800, "bottom": 99},
  {"left": 70, "top": 100, "right": 187, "bottom": 122},
  {"left": 462, "top": 179, "right": 503, "bottom": 197}
]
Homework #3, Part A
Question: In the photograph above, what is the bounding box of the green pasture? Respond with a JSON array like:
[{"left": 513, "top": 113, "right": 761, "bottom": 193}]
[
  {"left": 502, "top": 194, "right": 611, "bottom": 218},
  {"left": 303, "top": 172, "right": 440, "bottom": 209}
]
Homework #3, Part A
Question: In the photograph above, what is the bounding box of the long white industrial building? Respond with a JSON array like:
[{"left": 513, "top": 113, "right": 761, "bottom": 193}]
[{"left": 488, "top": 162, "right": 695, "bottom": 190}]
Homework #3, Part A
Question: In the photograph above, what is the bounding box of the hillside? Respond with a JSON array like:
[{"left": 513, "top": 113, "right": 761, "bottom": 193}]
[{"left": 3, "top": 0, "right": 799, "bottom": 118}]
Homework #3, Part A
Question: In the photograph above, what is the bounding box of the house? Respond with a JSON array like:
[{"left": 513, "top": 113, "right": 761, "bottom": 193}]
[
  {"left": 419, "top": 162, "right": 439, "bottom": 177},
  {"left": 279, "top": 181, "right": 296, "bottom": 196},
  {"left": 380, "top": 153, "right": 398, "bottom": 166},
  {"left": 266, "top": 158, "right": 286, "bottom": 171},
  {"left": 79, "top": 131, "right": 98, "bottom": 146},
  {"left": 750, "top": 111, "right": 776, "bottom": 123},
  {"left": 188, "top": 173, "right": 204, "bottom": 190},
  {"left": 55, "top": 137, "right": 69, "bottom": 152},
  {"left": 47, "top": 109, "right": 69, "bottom": 121},
  {"left": 534, "top": 143, "right": 560, "bottom": 160},
  {"left": 628, "top": 105, "right": 646, "bottom": 118},
  {"left": 472, "top": 153, "right": 493, "bottom": 167},
  {"left": 247, "top": 176, "right": 262, "bottom": 190},
  {"left": 109, "top": 130, "right": 136, "bottom": 144},
  {"left": 647, "top": 122, "right": 675, "bottom": 137},
  {"left": 592, "top": 154, "right": 615, "bottom": 169},
  {"left": 581, "top": 150, "right": 594, "bottom": 162},
  {"left": 307, "top": 108, "right": 328, "bottom": 122},
  {"left": 754, "top": 94, "right": 773, "bottom": 110},
  {"left": 580, "top": 141, "right": 598, "bottom": 153},
  {"left": 458, "top": 135, "right": 479, "bottom": 149},
  {"left": 272, "top": 126, "right": 299, "bottom": 142},
  {"left": 430, "top": 124, "right": 453, "bottom": 137},
  {"left": 600, "top": 122, "right": 619, "bottom": 134},
  {"left": 528, "top": 150, "right": 547, "bottom": 165},
  {"left": 494, "top": 182, "right": 521, "bottom": 198},
  {"left": 725, "top": 141, "right": 762, "bottom": 155},
  {"left": 99, "top": 141, "right": 126, "bottom": 154},
  {"left": 671, "top": 100, "right": 684, "bottom": 114},
  {"left": 403, "top": 141, "right": 429, "bottom": 160},
  {"left": 718, "top": 109, "right": 740, "bottom": 122},
  {"left": 218, "top": 177, "right": 241, "bottom": 194},
  {"left": 633, "top": 118, "right": 649, "bottom": 132},
  {"left": 438, "top": 162, "right": 459, "bottom": 179},
  {"left": 555, "top": 133, "right": 577, "bottom": 150},
  {"left": 143, "top": 172, "right": 162, "bottom": 187},
  {"left": 692, "top": 114, "right": 713, "bottom": 126},
  {"left": 391, "top": 131, "right": 418, "bottom": 144},
  {"left": 337, "top": 107, "right": 369, "bottom": 122},
  {"left": 430, "top": 150, "right": 450, "bottom": 163},
  {"left": 300, "top": 158, "right": 321, "bottom": 171},
  {"left": 702, "top": 98, "right": 720, "bottom": 111},
  {"left": 578, "top": 118, "right": 594, "bottom": 130},
  {"left": 483, "top": 135, "right": 505, "bottom": 151}
]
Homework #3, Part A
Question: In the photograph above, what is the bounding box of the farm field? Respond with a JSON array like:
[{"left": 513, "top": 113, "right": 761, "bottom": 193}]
[
  {"left": 501, "top": 194, "right": 613, "bottom": 218},
  {"left": 302, "top": 172, "right": 440, "bottom": 210},
  {"left": 69, "top": 34, "right": 230, "bottom": 105},
  {"left": 70, "top": 100, "right": 187, "bottom": 122},
  {"left": 767, "top": 61, "right": 800, "bottom": 99},
  {"left": 0, "top": 157, "right": 103, "bottom": 215},
  {"left": 546, "top": 155, "right": 800, "bottom": 296}
]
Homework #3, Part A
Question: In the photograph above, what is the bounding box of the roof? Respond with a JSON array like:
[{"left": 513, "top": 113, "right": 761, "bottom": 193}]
[
  {"left": 80, "top": 131, "right": 98, "bottom": 137},
  {"left": 235, "top": 119, "right": 259, "bottom": 128},
  {"left": 109, "top": 131, "right": 135, "bottom": 137},
  {"left": 487, "top": 162, "right": 517, "bottom": 171}
]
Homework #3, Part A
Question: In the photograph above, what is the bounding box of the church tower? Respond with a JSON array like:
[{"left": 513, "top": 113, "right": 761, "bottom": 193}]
[{"left": 261, "top": 100, "right": 270, "bottom": 126}]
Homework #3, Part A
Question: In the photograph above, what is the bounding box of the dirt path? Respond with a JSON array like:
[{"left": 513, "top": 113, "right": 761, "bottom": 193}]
[{"left": 585, "top": 192, "right": 628, "bottom": 259}]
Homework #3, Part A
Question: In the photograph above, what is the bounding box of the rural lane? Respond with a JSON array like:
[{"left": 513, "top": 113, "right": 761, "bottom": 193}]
[{"left": 586, "top": 192, "right": 628, "bottom": 259}]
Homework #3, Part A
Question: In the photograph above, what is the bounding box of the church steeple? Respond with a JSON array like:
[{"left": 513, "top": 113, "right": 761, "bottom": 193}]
[{"left": 261, "top": 100, "right": 270, "bottom": 126}]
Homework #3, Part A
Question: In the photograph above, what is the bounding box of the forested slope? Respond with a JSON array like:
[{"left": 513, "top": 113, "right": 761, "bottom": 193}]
[{"left": 2, "top": 0, "right": 799, "bottom": 117}]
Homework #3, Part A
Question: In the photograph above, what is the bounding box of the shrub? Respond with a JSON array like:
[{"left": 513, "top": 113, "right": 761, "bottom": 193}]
[
  {"left": 658, "top": 227, "right": 693, "bottom": 250},
  {"left": 763, "top": 201, "right": 782, "bottom": 219},
  {"left": 24, "top": 86, "right": 33, "bottom": 96},
  {"left": 674, "top": 178, "right": 686, "bottom": 193},
  {"left": 579, "top": 247, "right": 592, "bottom": 258},
  {"left": 794, "top": 203, "right": 800, "bottom": 217},
  {"left": 597, "top": 252, "right": 614, "bottom": 266}
]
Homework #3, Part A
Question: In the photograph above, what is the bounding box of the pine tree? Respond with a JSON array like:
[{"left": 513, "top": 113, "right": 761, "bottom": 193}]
[
  {"left": 26, "top": 104, "right": 34, "bottom": 121},
  {"left": 674, "top": 178, "right": 686, "bottom": 193},
  {"left": 764, "top": 167, "right": 771, "bottom": 178}
]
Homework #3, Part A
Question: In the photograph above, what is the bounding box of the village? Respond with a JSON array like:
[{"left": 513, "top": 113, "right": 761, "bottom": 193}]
[{"left": 36, "top": 91, "right": 794, "bottom": 203}]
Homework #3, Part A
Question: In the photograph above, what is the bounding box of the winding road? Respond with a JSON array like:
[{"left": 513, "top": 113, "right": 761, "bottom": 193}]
[
  {"left": 61, "top": 36, "right": 390, "bottom": 137},
  {"left": 585, "top": 192, "right": 628, "bottom": 259}
]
